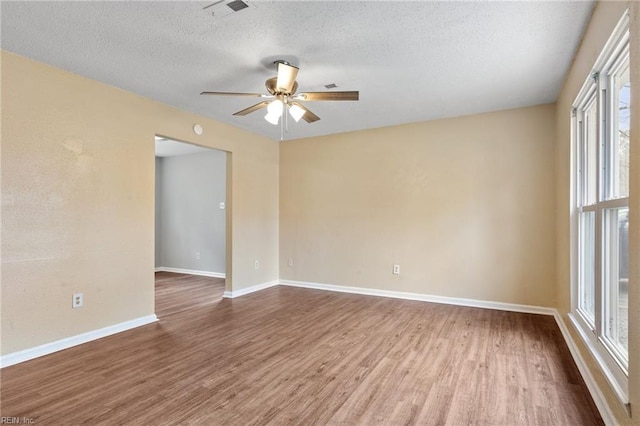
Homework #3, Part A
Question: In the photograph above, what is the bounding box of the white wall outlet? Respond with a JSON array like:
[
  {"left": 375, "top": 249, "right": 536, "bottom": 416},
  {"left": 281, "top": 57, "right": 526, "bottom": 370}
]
[
  {"left": 219, "top": 202, "right": 225, "bottom": 210},
  {"left": 72, "top": 293, "right": 83, "bottom": 309},
  {"left": 393, "top": 264, "right": 400, "bottom": 275},
  {"left": 288, "top": 258, "right": 294, "bottom": 268},
  {"left": 254, "top": 260, "right": 259, "bottom": 269},
  {"left": 196, "top": 252, "right": 201, "bottom": 260}
]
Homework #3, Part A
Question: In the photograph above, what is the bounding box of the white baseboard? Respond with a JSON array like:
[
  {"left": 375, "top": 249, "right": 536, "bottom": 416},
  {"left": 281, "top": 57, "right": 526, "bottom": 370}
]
[
  {"left": 0, "top": 314, "right": 158, "bottom": 369},
  {"left": 223, "top": 280, "right": 279, "bottom": 298},
  {"left": 155, "top": 267, "right": 225, "bottom": 279},
  {"left": 278, "top": 279, "right": 613, "bottom": 423},
  {"left": 206, "top": 276, "right": 624, "bottom": 425},
  {"left": 554, "top": 313, "right": 617, "bottom": 425},
  {"left": 1, "top": 275, "right": 615, "bottom": 425},
  {"left": 279, "top": 279, "right": 556, "bottom": 316}
]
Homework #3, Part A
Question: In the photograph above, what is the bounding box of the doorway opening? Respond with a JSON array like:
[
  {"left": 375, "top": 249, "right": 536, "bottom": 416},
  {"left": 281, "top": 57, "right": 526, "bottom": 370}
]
[{"left": 154, "top": 136, "right": 228, "bottom": 317}]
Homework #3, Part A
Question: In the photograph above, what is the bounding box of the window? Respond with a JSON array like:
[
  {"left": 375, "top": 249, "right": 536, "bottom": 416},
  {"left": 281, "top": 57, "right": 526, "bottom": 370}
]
[{"left": 571, "top": 12, "right": 630, "bottom": 404}]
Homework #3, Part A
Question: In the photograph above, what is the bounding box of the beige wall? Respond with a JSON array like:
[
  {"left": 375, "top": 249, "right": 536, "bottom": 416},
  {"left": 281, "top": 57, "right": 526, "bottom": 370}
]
[
  {"left": 555, "top": 2, "right": 639, "bottom": 424},
  {"left": 280, "top": 104, "right": 557, "bottom": 307},
  {"left": 2, "top": 4, "right": 639, "bottom": 422},
  {"left": 1, "top": 51, "right": 280, "bottom": 355}
]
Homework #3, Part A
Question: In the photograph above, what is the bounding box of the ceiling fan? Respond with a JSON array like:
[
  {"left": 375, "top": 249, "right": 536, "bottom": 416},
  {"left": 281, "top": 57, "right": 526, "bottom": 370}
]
[{"left": 201, "top": 60, "right": 359, "bottom": 127}]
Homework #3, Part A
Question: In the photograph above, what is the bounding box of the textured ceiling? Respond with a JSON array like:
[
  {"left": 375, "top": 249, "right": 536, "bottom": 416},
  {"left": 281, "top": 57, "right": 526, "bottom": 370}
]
[{"left": 1, "top": 1, "right": 595, "bottom": 141}]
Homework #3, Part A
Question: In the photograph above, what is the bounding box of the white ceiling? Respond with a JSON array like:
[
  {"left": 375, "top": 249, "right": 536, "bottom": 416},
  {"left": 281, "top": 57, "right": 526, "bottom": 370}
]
[{"left": 1, "top": 1, "right": 595, "bottom": 141}]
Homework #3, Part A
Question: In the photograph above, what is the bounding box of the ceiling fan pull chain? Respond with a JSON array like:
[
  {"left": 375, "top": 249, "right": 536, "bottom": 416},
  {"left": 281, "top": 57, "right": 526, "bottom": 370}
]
[{"left": 286, "top": 102, "right": 290, "bottom": 133}]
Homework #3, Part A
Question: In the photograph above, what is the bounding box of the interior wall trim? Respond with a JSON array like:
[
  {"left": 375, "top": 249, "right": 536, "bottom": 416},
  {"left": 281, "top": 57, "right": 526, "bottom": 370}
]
[
  {"left": 155, "top": 267, "right": 225, "bottom": 279},
  {"left": 0, "top": 314, "right": 158, "bottom": 369},
  {"left": 279, "top": 279, "right": 556, "bottom": 315},
  {"left": 557, "top": 313, "right": 621, "bottom": 425},
  {"left": 2, "top": 276, "right": 615, "bottom": 424},
  {"left": 222, "top": 280, "right": 279, "bottom": 299}
]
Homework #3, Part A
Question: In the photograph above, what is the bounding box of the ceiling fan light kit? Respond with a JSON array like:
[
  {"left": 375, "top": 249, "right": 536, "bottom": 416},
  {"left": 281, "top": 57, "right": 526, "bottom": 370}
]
[
  {"left": 288, "top": 103, "right": 306, "bottom": 122},
  {"left": 201, "top": 60, "right": 359, "bottom": 137},
  {"left": 264, "top": 98, "right": 284, "bottom": 125}
]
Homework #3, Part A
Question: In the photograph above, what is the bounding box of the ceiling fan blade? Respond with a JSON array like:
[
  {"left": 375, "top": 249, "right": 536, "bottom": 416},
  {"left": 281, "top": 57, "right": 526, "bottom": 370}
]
[
  {"left": 276, "top": 62, "right": 299, "bottom": 93},
  {"left": 290, "top": 101, "right": 320, "bottom": 123},
  {"left": 201, "top": 91, "right": 270, "bottom": 97},
  {"left": 233, "top": 101, "right": 270, "bottom": 116},
  {"left": 295, "top": 91, "right": 359, "bottom": 101}
]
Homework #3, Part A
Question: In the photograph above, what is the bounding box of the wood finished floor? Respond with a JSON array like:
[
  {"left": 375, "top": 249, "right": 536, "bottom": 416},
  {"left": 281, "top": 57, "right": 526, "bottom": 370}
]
[{"left": 1, "top": 272, "right": 603, "bottom": 425}]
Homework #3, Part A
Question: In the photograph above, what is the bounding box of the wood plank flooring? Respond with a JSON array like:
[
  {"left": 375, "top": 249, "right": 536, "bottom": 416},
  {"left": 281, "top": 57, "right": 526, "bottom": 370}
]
[{"left": 1, "top": 272, "right": 603, "bottom": 425}]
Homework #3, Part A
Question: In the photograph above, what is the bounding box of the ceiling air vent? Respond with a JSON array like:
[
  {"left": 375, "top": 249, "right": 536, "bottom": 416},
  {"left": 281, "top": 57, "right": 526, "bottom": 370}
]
[
  {"left": 226, "top": 0, "right": 249, "bottom": 12},
  {"left": 203, "top": 0, "right": 254, "bottom": 19}
]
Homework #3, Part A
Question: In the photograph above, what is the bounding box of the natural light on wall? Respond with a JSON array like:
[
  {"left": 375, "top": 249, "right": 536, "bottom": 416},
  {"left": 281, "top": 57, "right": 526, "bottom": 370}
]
[{"left": 571, "top": 10, "right": 631, "bottom": 408}]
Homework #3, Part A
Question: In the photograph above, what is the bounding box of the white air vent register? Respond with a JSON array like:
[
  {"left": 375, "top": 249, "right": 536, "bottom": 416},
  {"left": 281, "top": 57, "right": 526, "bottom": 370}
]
[{"left": 203, "top": 0, "right": 254, "bottom": 19}]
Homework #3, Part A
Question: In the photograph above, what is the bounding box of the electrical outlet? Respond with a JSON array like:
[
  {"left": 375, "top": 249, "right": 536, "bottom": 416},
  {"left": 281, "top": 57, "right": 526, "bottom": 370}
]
[
  {"left": 393, "top": 264, "right": 400, "bottom": 275},
  {"left": 196, "top": 252, "right": 201, "bottom": 260},
  {"left": 72, "top": 293, "right": 83, "bottom": 309},
  {"left": 254, "top": 260, "right": 259, "bottom": 269},
  {"left": 288, "top": 258, "right": 294, "bottom": 268}
]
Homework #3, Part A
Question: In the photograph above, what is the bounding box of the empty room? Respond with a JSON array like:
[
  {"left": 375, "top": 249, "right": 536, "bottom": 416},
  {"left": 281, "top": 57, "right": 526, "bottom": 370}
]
[{"left": 1, "top": 1, "right": 638, "bottom": 425}]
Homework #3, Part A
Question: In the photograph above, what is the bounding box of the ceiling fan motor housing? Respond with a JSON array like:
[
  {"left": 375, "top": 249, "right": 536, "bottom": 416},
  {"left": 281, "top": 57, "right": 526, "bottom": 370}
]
[{"left": 266, "top": 77, "right": 298, "bottom": 96}]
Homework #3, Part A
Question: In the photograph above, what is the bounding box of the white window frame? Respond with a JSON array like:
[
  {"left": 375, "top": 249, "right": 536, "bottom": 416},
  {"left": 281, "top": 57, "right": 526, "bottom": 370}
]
[{"left": 569, "top": 10, "right": 630, "bottom": 407}]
